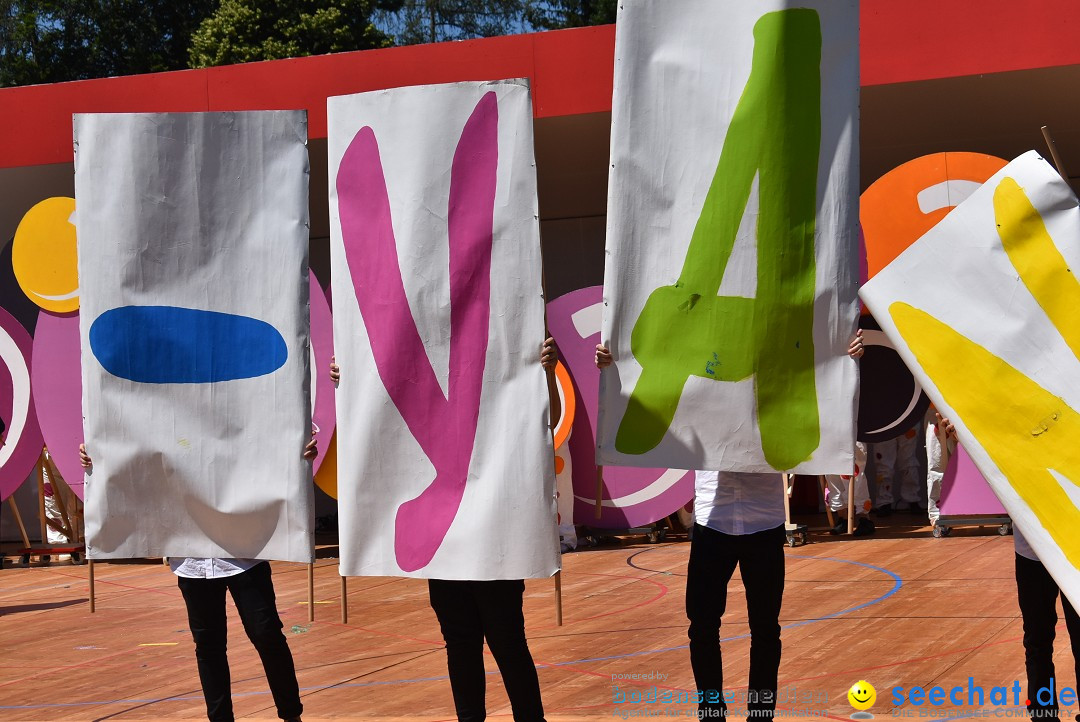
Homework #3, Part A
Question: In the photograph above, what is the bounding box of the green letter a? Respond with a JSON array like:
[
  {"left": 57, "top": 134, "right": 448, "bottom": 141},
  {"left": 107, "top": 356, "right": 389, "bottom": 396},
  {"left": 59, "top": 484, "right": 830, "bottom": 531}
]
[{"left": 616, "top": 9, "right": 822, "bottom": 470}]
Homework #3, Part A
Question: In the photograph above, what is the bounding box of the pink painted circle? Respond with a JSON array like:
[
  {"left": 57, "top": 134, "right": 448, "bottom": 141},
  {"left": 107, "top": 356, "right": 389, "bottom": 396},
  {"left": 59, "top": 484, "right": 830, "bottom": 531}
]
[
  {"left": 309, "top": 271, "right": 336, "bottom": 475},
  {"left": 31, "top": 309, "right": 84, "bottom": 499},
  {"left": 0, "top": 307, "right": 44, "bottom": 501},
  {"left": 547, "top": 286, "right": 695, "bottom": 529}
]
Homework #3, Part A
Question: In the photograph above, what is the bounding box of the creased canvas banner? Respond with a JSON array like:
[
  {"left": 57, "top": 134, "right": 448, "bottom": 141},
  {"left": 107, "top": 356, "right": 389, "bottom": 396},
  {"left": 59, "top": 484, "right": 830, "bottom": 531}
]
[
  {"left": 329, "top": 80, "right": 559, "bottom": 580},
  {"left": 861, "top": 151, "right": 1080, "bottom": 608},
  {"left": 76, "top": 112, "right": 314, "bottom": 562},
  {"left": 597, "top": 0, "right": 860, "bottom": 473}
]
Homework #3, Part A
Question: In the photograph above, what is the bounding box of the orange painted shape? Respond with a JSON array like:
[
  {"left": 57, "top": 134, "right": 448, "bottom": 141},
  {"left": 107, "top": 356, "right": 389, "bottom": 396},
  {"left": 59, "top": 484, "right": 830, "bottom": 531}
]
[
  {"left": 552, "top": 361, "right": 576, "bottom": 451},
  {"left": 860, "top": 152, "right": 1008, "bottom": 280},
  {"left": 313, "top": 430, "right": 338, "bottom": 500}
]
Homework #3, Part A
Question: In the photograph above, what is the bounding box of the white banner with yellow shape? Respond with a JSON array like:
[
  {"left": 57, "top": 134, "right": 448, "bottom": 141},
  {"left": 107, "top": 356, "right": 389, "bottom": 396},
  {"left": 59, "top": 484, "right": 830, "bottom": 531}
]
[{"left": 862, "top": 151, "right": 1080, "bottom": 606}]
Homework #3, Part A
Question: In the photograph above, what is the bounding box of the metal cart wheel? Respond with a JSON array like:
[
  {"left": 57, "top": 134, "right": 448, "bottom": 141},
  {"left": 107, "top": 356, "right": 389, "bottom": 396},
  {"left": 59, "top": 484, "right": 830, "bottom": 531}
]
[
  {"left": 932, "top": 525, "right": 952, "bottom": 538},
  {"left": 998, "top": 524, "right": 1012, "bottom": 536}
]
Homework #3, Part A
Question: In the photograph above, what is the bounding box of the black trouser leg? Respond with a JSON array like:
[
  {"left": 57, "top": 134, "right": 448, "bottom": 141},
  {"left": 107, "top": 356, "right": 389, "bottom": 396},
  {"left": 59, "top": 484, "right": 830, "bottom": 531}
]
[
  {"left": 228, "top": 562, "right": 302, "bottom": 721},
  {"left": 686, "top": 524, "right": 739, "bottom": 717},
  {"left": 431, "top": 579, "right": 488, "bottom": 722},
  {"left": 1017, "top": 553, "right": 1061, "bottom": 720},
  {"left": 178, "top": 575, "right": 233, "bottom": 722},
  {"left": 475, "top": 580, "right": 545, "bottom": 722},
  {"left": 738, "top": 526, "right": 786, "bottom": 719},
  {"left": 1062, "top": 593, "right": 1080, "bottom": 715}
]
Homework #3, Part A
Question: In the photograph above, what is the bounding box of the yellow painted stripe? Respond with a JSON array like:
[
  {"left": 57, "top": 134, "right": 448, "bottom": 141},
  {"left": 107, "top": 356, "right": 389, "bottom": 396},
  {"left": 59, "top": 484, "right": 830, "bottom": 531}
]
[
  {"left": 890, "top": 301, "right": 1080, "bottom": 568},
  {"left": 995, "top": 177, "right": 1080, "bottom": 356}
]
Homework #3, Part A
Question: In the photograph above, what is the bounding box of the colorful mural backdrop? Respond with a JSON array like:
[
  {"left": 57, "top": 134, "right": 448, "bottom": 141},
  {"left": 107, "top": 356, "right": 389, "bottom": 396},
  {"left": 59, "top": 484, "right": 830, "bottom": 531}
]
[
  {"left": 862, "top": 151, "right": 1080, "bottom": 607},
  {"left": 548, "top": 286, "right": 694, "bottom": 528},
  {"left": 329, "top": 80, "right": 560, "bottom": 579},
  {"left": 0, "top": 306, "right": 43, "bottom": 501},
  {"left": 857, "top": 152, "right": 1008, "bottom": 442},
  {"left": 31, "top": 310, "right": 82, "bottom": 498},
  {"left": 308, "top": 271, "right": 336, "bottom": 476},
  {"left": 75, "top": 111, "right": 314, "bottom": 562},
  {"left": 598, "top": 0, "right": 861, "bottom": 474}
]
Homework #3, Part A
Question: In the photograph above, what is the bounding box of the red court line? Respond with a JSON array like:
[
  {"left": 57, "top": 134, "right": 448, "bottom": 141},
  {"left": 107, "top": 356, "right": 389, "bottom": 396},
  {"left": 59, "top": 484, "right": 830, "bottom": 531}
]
[
  {"left": 46, "top": 567, "right": 179, "bottom": 599},
  {"left": 0, "top": 644, "right": 145, "bottom": 691}
]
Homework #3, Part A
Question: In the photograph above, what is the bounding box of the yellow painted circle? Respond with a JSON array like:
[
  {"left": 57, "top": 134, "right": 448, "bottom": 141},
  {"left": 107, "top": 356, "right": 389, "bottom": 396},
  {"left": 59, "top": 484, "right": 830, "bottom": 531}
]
[
  {"left": 13, "top": 197, "right": 79, "bottom": 312},
  {"left": 848, "top": 680, "right": 876, "bottom": 710}
]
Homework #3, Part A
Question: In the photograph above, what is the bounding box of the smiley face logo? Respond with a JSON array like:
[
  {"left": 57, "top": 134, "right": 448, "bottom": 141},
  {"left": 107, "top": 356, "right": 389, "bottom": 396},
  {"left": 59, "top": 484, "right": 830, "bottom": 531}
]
[{"left": 848, "top": 680, "right": 876, "bottom": 711}]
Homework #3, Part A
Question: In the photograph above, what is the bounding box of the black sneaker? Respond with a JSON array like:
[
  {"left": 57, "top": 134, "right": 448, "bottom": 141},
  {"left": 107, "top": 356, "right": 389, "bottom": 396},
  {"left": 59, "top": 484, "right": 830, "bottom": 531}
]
[
  {"left": 875, "top": 503, "right": 893, "bottom": 517},
  {"left": 853, "top": 517, "right": 876, "bottom": 537},
  {"left": 830, "top": 520, "right": 847, "bottom": 535}
]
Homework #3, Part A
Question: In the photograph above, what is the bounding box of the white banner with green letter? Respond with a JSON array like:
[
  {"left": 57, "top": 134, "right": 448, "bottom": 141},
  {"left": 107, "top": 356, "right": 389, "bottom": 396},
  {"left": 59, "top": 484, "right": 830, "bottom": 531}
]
[{"left": 597, "top": 0, "right": 861, "bottom": 473}]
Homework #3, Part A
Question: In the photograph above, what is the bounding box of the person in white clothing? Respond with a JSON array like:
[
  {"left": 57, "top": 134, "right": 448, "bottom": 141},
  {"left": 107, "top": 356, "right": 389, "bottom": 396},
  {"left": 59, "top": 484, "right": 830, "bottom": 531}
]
[
  {"left": 870, "top": 427, "right": 923, "bottom": 515},
  {"left": 685, "top": 470, "right": 787, "bottom": 719},
  {"left": 80, "top": 439, "right": 316, "bottom": 722},
  {"left": 925, "top": 408, "right": 957, "bottom": 527},
  {"left": 823, "top": 441, "right": 874, "bottom": 536}
]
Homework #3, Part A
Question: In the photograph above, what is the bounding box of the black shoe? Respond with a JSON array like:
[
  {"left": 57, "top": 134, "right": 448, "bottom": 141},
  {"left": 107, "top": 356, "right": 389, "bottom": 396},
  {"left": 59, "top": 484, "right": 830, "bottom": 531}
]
[
  {"left": 875, "top": 503, "right": 893, "bottom": 517},
  {"left": 830, "top": 520, "right": 846, "bottom": 535},
  {"left": 854, "top": 517, "right": 876, "bottom": 537}
]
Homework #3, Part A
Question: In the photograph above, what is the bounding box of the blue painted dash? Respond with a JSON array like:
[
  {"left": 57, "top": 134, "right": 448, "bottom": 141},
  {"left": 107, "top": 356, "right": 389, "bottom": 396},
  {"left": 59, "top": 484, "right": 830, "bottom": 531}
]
[{"left": 89, "top": 306, "right": 287, "bottom": 384}]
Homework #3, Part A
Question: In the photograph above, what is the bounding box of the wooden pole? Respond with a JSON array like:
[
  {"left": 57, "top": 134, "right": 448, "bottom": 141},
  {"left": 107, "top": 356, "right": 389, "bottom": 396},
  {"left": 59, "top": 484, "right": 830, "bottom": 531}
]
[
  {"left": 8, "top": 496, "right": 31, "bottom": 549},
  {"left": 819, "top": 476, "right": 836, "bottom": 529},
  {"left": 340, "top": 572, "right": 348, "bottom": 624},
  {"left": 1041, "top": 126, "right": 1070, "bottom": 181},
  {"left": 37, "top": 455, "right": 47, "bottom": 551},
  {"left": 847, "top": 478, "right": 855, "bottom": 535},
  {"left": 594, "top": 466, "right": 604, "bottom": 520},
  {"left": 554, "top": 571, "right": 563, "bottom": 626},
  {"left": 46, "top": 453, "right": 76, "bottom": 540},
  {"left": 307, "top": 563, "right": 315, "bottom": 623},
  {"left": 88, "top": 559, "right": 96, "bottom": 613},
  {"left": 781, "top": 474, "right": 793, "bottom": 531}
]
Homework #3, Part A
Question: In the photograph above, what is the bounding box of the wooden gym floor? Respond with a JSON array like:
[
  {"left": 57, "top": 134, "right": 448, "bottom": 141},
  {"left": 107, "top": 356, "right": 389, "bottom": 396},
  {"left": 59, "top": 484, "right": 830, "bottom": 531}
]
[{"left": 0, "top": 519, "right": 1069, "bottom": 721}]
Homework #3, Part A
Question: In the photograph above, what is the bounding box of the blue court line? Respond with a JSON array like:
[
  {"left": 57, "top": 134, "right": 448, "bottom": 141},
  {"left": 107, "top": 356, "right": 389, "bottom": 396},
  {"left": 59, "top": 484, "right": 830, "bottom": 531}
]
[{"left": 0, "top": 552, "right": 901, "bottom": 711}]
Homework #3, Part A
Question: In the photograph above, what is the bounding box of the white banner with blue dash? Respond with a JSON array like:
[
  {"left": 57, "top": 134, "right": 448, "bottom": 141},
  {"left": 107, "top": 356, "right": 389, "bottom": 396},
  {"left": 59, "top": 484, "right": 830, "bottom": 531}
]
[{"left": 75, "top": 111, "right": 315, "bottom": 562}]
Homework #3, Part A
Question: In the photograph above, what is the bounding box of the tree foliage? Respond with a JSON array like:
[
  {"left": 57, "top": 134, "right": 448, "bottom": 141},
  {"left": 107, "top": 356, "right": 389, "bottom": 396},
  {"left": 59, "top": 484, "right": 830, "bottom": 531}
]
[
  {"left": 381, "top": 0, "right": 615, "bottom": 46},
  {"left": 0, "top": 0, "right": 216, "bottom": 87},
  {"left": 380, "top": 0, "right": 526, "bottom": 46},
  {"left": 524, "top": 0, "right": 617, "bottom": 31},
  {"left": 0, "top": 0, "right": 619, "bottom": 87},
  {"left": 188, "top": 0, "right": 401, "bottom": 68}
]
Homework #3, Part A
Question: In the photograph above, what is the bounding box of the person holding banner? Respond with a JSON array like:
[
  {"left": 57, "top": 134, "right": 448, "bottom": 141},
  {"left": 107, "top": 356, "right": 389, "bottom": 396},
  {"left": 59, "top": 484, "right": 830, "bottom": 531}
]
[
  {"left": 79, "top": 439, "right": 316, "bottom": 722},
  {"left": 330, "top": 337, "right": 558, "bottom": 722},
  {"left": 1015, "top": 524, "right": 1080, "bottom": 722},
  {"left": 596, "top": 333, "right": 863, "bottom": 720}
]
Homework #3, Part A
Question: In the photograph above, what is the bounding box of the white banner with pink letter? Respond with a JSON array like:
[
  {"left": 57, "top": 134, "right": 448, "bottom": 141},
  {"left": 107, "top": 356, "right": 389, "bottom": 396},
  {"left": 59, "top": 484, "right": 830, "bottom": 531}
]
[{"left": 328, "top": 80, "right": 560, "bottom": 580}]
